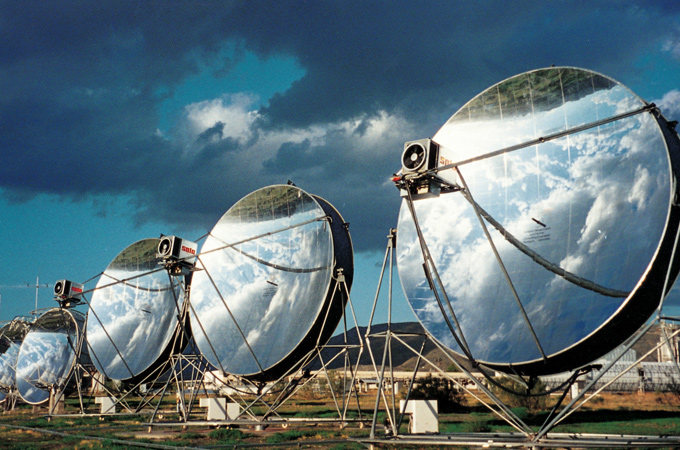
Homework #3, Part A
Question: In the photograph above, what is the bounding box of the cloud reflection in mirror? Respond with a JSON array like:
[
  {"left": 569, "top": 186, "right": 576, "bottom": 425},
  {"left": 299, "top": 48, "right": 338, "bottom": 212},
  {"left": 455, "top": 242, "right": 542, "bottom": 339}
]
[{"left": 190, "top": 185, "right": 334, "bottom": 377}]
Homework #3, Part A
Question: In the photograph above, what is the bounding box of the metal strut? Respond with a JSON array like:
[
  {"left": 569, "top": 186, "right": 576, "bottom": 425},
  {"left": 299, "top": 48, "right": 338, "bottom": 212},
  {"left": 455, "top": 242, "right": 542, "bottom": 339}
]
[
  {"left": 456, "top": 168, "right": 547, "bottom": 360},
  {"left": 366, "top": 227, "right": 536, "bottom": 439},
  {"left": 402, "top": 183, "right": 476, "bottom": 362},
  {"left": 432, "top": 103, "right": 657, "bottom": 174}
]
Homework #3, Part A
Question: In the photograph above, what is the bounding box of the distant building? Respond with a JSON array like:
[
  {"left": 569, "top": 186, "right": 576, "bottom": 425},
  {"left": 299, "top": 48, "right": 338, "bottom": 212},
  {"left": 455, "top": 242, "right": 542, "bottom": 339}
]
[{"left": 542, "top": 322, "right": 680, "bottom": 393}]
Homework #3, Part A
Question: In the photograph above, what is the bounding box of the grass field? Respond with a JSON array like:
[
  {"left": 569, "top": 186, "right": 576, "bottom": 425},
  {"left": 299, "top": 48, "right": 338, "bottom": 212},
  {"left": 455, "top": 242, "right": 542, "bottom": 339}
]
[{"left": 0, "top": 391, "right": 679, "bottom": 449}]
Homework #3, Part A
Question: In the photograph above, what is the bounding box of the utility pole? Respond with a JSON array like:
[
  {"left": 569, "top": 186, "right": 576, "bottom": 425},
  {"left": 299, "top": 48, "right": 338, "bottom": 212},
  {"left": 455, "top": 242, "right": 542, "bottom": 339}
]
[{"left": 30, "top": 276, "right": 50, "bottom": 311}]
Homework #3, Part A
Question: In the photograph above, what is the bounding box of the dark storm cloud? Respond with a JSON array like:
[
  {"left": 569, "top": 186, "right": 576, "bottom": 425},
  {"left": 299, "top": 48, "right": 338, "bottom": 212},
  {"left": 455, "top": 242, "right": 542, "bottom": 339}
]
[
  {"left": 196, "top": 122, "right": 225, "bottom": 145},
  {"left": 263, "top": 140, "right": 320, "bottom": 174},
  {"left": 238, "top": 1, "right": 680, "bottom": 128},
  {"left": 1, "top": 1, "right": 679, "bottom": 252}
]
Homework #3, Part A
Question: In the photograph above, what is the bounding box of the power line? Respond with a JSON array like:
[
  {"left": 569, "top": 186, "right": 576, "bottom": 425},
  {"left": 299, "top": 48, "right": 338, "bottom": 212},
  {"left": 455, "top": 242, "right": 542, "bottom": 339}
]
[{"left": 0, "top": 276, "right": 51, "bottom": 312}]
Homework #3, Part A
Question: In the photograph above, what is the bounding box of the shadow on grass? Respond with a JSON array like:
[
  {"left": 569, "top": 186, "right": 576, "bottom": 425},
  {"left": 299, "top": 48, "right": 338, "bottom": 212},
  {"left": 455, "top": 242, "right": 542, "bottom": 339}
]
[{"left": 442, "top": 407, "right": 680, "bottom": 435}]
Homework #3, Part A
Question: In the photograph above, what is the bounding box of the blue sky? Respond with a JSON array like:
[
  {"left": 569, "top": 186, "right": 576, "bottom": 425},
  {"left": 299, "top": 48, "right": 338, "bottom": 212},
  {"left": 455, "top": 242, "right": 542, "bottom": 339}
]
[{"left": 1, "top": 1, "right": 680, "bottom": 327}]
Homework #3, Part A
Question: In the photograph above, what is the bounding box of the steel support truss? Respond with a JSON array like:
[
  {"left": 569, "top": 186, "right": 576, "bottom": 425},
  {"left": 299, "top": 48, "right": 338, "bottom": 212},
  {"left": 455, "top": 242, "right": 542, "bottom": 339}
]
[
  {"left": 143, "top": 268, "right": 368, "bottom": 430},
  {"left": 49, "top": 268, "right": 368, "bottom": 431},
  {"left": 363, "top": 217, "right": 680, "bottom": 448}
]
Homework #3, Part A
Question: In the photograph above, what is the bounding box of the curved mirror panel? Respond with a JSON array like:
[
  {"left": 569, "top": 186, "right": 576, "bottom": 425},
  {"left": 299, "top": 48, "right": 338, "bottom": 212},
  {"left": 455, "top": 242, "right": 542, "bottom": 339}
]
[
  {"left": 16, "top": 309, "right": 83, "bottom": 405},
  {"left": 190, "top": 185, "right": 353, "bottom": 380},
  {"left": 397, "top": 67, "right": 680, "bottom": 375},
  {"left": 86, "top": 238, "right": 186, "bottom": 382},
  {"left": 0, "top": 318, "right": 31, "bottom": 393}
]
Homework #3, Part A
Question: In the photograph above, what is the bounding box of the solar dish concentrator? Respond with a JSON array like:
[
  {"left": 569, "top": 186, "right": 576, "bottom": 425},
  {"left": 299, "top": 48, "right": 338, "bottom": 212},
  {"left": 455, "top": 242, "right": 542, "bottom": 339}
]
[
  {"left": 85, "top": 238, "right": 190, "bottom": 383},
  {"left": 189, "top": 185, "right": 353, "bottom": 381},
  {"left": 396, "top": 67, "right": 680, "bottom": 376},
  {"left": 16, "top": 309, "right": 86, "bottom": 404},
  {"left": 0, "top": 318, "right": 31, "bottom": 401}
]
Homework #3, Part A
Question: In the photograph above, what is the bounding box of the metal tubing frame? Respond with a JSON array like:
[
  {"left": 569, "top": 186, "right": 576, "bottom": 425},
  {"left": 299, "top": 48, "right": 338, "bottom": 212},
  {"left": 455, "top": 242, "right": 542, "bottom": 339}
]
[
  {"left": 364, "top": 219, "right": 680, "bottom": 448},
  {"left": 366, "top": 227, "right": 534, "bottom": 440},
  {"left": 144, "top": 269, "right": 367, "bottom": 428}
]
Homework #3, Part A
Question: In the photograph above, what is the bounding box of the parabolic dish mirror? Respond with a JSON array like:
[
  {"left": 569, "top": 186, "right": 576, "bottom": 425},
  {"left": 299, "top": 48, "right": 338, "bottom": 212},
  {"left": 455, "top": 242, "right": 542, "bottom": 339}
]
[
  {"left": 189, "top": 185, "right": 353, "bottom": 381},
  {"left": 86, "top": 238, "right": 188, "bottom": 383},
  {"left": 16, "top": 309, "right": 85, "bottom": 405},
  {"left": 397, "top": 67, "right": 680, "bottom": 375},
  {"left": 0, "top": 318, "right": 31, "bottom": 394}
]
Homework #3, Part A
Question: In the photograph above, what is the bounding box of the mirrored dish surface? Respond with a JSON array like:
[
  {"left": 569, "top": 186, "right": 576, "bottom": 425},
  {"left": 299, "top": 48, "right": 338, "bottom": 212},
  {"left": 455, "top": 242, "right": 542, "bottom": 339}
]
[
  {"left": 86, "top": 238, "right": 187, "bottom": 382},
  {"left": 16, "top": 309, "right": 84, "bottom": 405},
  {"left": 397, "top": 67, "right": 680, "bottom": 375},
  {"left": 190, "top": 185, "right": 353, "bottom": 381},
  {"left": 0, "top": 318, "right": 31, "bottom": 392}
]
